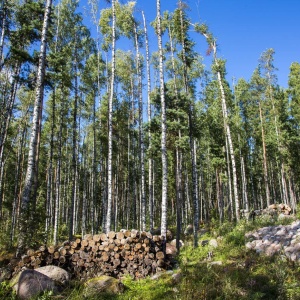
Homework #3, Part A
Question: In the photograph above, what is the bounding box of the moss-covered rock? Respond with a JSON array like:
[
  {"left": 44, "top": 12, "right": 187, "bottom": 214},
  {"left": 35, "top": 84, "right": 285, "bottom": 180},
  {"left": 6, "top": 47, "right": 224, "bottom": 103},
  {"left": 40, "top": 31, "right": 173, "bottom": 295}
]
[{"left": 83, "top": 275, "right": 124, "bottom": 297}]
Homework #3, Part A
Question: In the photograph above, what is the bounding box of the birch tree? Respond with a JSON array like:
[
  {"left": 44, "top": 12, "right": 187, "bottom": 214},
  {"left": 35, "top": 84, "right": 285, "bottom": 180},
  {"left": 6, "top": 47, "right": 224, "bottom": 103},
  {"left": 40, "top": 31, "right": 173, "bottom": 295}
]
[
  {"left": 156, "top": 0, "right": 168, "bottom": 238},
  {"left": 196, "top": 24, "right": 240, "bottom": 221},
  {"left": 106, "top": 0, "right": 116, "bottom": 233}
]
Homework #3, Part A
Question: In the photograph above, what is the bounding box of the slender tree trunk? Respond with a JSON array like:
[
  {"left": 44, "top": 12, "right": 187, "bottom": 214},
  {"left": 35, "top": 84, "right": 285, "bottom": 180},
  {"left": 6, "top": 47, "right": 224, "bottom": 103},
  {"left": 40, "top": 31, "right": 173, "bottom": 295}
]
[
  {"left": 45, "top": 89, "right": 56, "bottom": 240},
  {"left": 17, "top": 0, "right": 52, "bottom": 256},
  {"left": 69, "top": 48, "right": 79, "bottom": 240},
  {"left": 216, "top": 169, "right": 224, "bottom": 222},
  {"left": 53, "top": 97, "right": 63, "bottom": 245},
  {"left": 142, "top": 11, "right": 153, "bottom": 232},
  {"left": 106, "top": 0, "right": 116, "bottom": 233},
  {"left": 156, "top": 0, "right": 168, "bottom": 238},
  {"left": 176, "top": 146, "right": 183, "bottom": 252},
  {"left": 134, "top": 24, "right": 146, "bottom": 231},
  {"left": 259, "top": 101, "right": 270, "bottom": 207},
  {"left": 218, "top": 73, "right": 240, "bottom": 221}
]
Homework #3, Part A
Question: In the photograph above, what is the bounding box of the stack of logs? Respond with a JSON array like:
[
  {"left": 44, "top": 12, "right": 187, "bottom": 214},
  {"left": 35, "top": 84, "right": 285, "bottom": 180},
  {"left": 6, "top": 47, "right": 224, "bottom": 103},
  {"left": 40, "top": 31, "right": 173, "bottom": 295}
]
[
  {"left": 268, "top": 203, "right": 292, "bottom": 215},
  {"left": 14, "top": 230, "right": 175, "bottom": 280}
]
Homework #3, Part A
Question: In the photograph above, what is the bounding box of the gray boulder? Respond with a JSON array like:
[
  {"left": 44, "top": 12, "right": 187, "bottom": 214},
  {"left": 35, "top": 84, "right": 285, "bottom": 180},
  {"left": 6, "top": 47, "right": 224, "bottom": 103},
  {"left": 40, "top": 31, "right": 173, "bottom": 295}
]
[
  {"left": 35, "top": 265, "right": 70, "bottom": 285},
  {"left": 14, "top": 269, "right": 60, "bottom": 300}
]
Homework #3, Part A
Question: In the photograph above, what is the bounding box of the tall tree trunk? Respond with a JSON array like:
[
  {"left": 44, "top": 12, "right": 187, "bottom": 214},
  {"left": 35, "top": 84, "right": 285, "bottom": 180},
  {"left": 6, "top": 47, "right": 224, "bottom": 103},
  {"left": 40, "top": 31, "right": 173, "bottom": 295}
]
[
  {"left": 218, "top": 71, "right": 240, "bottom": 221},
  {"left": 106, "top": 0, "right": 116, "bottom": 233},
  {"left": 69, "top": 47, "right": 79, "bottom": 240},
  {"left": 225, "top": 136, "right": 234, "bottom": 220},
  {"left": 142, "top": 11, "right": 153, "bottom": 232},
  {"left": 175, "top": 146, "right": 183, "bottom": 252},
  {"left": 134, "top": 24, "right": 146, "bottom": 232},
  {"left": 156, "top": 0, "right": 168, "bottom": 239},
  {"left": 259, "top": 101, "right": 270, "bottom": 207},
  {"left": 45, "top": 88, "right": 56, "bottom": 241},
  {"left": 17, "top": 0, "right": 52, "bottom": 256}
]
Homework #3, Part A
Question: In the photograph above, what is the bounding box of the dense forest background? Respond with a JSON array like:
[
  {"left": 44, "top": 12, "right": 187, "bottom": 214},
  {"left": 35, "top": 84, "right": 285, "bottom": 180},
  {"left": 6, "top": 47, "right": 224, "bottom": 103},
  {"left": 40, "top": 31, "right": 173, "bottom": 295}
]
[{"left": 1, "top": 0, "right": 300, "bottom": 254}]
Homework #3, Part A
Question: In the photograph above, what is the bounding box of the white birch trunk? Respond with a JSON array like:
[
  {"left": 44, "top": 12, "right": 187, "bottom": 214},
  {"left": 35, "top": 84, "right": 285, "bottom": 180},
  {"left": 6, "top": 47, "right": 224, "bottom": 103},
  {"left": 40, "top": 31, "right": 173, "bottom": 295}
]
[
  {"left": 225, "top": 136, "right": 234, "bottom": 219},
  {"left": 217, "top": 69, "right": 240, "bottom": 221},
  {"left": 142, "top": 11, "right": 153, "bottom": 232},
  {"left": 134, "top": 24, "right": 146, "bottom": 231},
  {"left": 156, "top": 0, "right": 168, "bottom": 238},
  {"left": 106, "top": 0, "right": 116, "bottom": 233}
]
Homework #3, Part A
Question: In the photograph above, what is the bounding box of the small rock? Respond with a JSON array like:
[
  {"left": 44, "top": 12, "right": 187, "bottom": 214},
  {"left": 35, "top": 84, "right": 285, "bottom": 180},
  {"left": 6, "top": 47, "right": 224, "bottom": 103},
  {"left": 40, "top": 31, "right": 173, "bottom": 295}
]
[
  {"left": 209, "top": 239, "right": 218, "bottom": 248},
  {"left": 209, "top": 261, "right": 222, "bottom": 266},
  {"left": 171, "top": 272, "right": 182, "bottom": 284}
]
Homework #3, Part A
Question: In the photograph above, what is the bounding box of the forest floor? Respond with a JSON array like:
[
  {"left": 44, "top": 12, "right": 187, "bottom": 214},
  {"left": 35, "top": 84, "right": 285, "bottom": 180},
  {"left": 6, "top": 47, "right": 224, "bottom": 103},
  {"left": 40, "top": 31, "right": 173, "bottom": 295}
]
[{"left": 2, "top": 216, "right": 300, "bottom": 299}]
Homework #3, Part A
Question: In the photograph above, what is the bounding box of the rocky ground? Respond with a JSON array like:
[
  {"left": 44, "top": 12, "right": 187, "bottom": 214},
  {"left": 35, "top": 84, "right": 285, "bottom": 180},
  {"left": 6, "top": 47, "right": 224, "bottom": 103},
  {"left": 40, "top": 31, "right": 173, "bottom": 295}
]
[{"left": 245, "top": 219, "right": 300, "bottom": 261}]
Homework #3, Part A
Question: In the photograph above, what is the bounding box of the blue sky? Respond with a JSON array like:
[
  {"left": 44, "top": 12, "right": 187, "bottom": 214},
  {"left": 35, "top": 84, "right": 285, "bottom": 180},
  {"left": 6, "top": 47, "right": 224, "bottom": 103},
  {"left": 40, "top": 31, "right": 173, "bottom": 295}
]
[
  {"left": 157, "top": 0, "right": 300, "bottom": 87},
  {"left": 82, "top": 0, "right": 300, "bottom": 88},
  {"left": 139, "top": 0, "right": 300, "bottom": 88}
]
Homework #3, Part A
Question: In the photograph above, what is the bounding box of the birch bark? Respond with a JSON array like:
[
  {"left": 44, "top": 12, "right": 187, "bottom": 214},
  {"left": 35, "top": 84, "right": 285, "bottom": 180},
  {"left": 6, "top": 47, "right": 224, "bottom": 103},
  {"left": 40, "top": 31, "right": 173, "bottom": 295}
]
[
  {"left": 106, "top": 0, "right": 116, "bottom": 233},
  {"left": 156, "top": 0, "right": 168, "bottom": 238}
]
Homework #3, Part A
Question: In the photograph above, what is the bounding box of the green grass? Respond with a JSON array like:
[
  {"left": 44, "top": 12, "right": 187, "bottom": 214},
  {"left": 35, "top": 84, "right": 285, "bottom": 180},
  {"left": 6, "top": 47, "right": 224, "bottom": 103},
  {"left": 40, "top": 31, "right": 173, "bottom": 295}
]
[{"left": 2, "top": 217, "right": 300, "bottom": 299}]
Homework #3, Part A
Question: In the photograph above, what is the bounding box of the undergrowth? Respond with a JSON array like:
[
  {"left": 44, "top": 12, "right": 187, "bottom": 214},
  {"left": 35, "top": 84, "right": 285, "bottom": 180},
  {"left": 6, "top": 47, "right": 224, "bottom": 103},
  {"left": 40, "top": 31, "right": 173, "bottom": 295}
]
[{"left": 2, "top": 217, "right": 300, "bottom": 299}]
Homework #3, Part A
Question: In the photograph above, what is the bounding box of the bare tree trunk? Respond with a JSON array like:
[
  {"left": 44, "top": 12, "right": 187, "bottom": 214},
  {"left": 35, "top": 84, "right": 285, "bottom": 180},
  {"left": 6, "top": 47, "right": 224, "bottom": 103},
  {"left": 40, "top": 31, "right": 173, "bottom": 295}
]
[
  {"left": 224, "top": 133, "right": 233, "bottom": 220},
  {"left": 17, "top": 0, "right": 52, "bottom": 256},
  {"left": 156, "top": 0, "right": 168, "bottom": 238},
  {"left": 106, "top": 0, "right": 116, "bottom": 233},
  {"left": 176, "top": 146, "right": 183, "bottom": 252},
  {"left": 133, "top": 24, "right": 146, "bottom": 232},
  {"left": 142, "top": 11, "right": 153, "bottom": 232},
  {"left": 69, "top": 50, "right": 79, "bottom": 240},
  {"left": 216, "top": 169, "right": 224, "bottom": 222},
  {"left": 53, "top": 100, "right": 63, "bottom": 245},
  {"left": 259, "top": 101, "right": 270, "bottom": 207},
  {"left": 45, "top": 88, "right": 56, "bottom": 241},
  {"left": 218, "top": 72, "right": 240, "bottom": 221}
]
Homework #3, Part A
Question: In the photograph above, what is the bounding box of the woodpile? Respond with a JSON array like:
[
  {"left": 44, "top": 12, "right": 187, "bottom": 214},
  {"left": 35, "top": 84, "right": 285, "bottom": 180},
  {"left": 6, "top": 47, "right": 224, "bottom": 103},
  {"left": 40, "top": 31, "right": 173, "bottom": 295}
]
[
  {"left": 14, "top": 229, "right": 176, "bottom": 280},
  {"left": 268, "top": 203, "right": 292, "bottom": 215}
]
